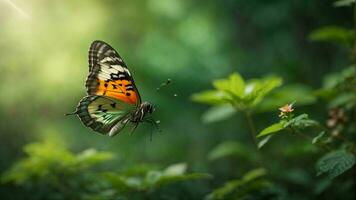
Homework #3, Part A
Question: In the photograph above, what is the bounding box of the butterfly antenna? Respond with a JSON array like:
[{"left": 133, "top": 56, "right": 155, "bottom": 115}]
[
  {"left": 156, "top": 78, "right": 172, "bottom": 91},
  {"left": 64, "top": 111, "right": 77, "bottom": 116}
]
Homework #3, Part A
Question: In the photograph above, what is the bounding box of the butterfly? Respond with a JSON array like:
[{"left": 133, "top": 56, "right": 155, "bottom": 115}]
[{"left": 68, "top": 40, "right": 155, "bottom": 137}]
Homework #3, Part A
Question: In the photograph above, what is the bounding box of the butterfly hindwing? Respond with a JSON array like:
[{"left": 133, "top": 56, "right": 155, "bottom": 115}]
[
  {"left": 86, "top": 40, "right": 141, "bottom": 105},
  {"left": 76, "top": 95, "right": 135, "bottom": 135}
]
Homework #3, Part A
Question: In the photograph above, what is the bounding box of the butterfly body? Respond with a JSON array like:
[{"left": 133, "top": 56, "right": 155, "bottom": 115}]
[
  {"left": 131, "top": 102, "right": 155, "bottom": 123},
  {"left": 70, "top": 40, "right": 155, "bottom": 137}
]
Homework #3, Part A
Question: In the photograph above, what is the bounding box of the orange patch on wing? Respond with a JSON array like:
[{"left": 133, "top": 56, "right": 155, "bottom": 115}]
[{"left": 96, "top": 79, "right": 138, "bottom": 105}]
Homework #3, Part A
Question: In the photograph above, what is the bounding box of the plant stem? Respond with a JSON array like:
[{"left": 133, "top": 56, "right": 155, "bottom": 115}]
[
  {"left": 353, "top": 2, "right": 356, "bottom": 63},
  {"left": 244, "top": 111, "right": 269, "bottom": 169},
  {"left": 245, "top": 111, "right": 259, "bottom": 148},
  {"left": 289, "top": 127, "right": 332, "bottom": 151}
]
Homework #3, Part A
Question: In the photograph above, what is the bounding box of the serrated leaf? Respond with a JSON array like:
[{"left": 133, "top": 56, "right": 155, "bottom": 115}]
[
  {"left": 253, "top": 76, "right": 283, "bottom": 99},
  {"left": 294, "top": 119, "right": 319, "bottom": 128},
  {"left": 283, "top": 114, "right": 319, "bottom": 129},
  {"left": 243, "top": 76, "right": 283, "bottom": 107},
  {"left": 201, "top": 105, "right": 236, "bottom": 123},
  {"left": 257, "top": 123, "right": 284, "bottom": 138},
  {"left": 213, "top": 72, "right": 245, "bottom": 97},
  {"left": 192, "top": 73, "right": 282, "bottom": 112},
  {"left": 316, "top": 150, "right": 356, "bottom": 179},
  {"left": 282, "top": 114, "right": 308, "bottom": 128}
]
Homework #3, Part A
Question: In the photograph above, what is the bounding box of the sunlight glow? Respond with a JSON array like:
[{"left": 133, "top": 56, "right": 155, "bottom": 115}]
[{"left": 2, "top": 0, "right": 30, "bottom": 19}]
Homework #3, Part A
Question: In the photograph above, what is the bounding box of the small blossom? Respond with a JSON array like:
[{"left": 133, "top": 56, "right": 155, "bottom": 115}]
[
  {"left": 279, "top": 104, "right": 294, "bottom": 113},
  {"left": 278, "top": 103, "right": 294, "bottom": 118},
  {"left": 326, "top": 108, "right": 347, "bottom": 137},
  {"left": 326, "top": 118, "right": 337, "bottom": 128},
  {"left": 331, "top": 129, "right": 340, "bottom": 137},
  {"left": 326, "top": 108, "right": 347, "bottom": 128}
]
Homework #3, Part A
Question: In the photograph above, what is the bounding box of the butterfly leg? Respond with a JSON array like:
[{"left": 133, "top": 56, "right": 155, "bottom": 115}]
[
  {"left": 145, "top": 117, "right": 161, "bottom": 133},
  {"left": 129, "top": 123, "right": 139, "bottom": 135}
]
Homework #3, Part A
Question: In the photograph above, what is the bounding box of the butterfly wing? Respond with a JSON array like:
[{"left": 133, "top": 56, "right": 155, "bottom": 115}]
[
  {"left": 86, "top": 40, "right": 141, "bottom": 105},
  {"left": 76, "top": 95, "right": 135, "bottom": 136}
]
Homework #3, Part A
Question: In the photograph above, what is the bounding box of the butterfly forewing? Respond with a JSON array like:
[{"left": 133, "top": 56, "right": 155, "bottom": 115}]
[{"left": 86, "top": 40, "right": 141, "bottom": 105}]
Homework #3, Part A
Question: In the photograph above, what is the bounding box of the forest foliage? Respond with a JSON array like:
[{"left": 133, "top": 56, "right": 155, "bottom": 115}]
[{"left": 1, "top": 0, "right": 356, "bottom": 199}]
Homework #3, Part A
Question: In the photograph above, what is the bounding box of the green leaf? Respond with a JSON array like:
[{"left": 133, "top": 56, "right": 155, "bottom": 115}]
[
  {"left": 103, "top": 172, "right": 139, "bottom": 192},
  {"left": 243, "top": 76, "right": 283, "bottom": 107},
  {"left": 1, "top": 138, "right": 75, "bottom": 184},
  {"left": 206, "top": 168, "right": 270, "bottom": 200},
  {"left": 213, "top": 72, "right": 245, "bottom": 97},
  {"left": 316, "top": 150, "right": 356, "bottom": 179},
  {"left": 328, "top": 93, "right": 356, "bottom": 108},
  {"left": 283, "top": 114, "right": 319, "bottom": 129},
  {"left": 242, "top": 168, "right": 267, "bottom": 182},
  {"left": 258, "top": 135, "right": 273, "bottom": 149},
  {"left": 257, "top": 123, "right": 284, "bottom": 138},
  {"left": 294, "top": 119, "right": 319, "bottom": 128},
  {"left": 334, "top": 0, "right": 355, "bottom": 7},
  {"left": 153, "top": 173, "right": 212, "bottom": 188},
  {"left": 145, "top": 170, "right": 162, "bottom": 185},
  {"left": 192, "top": 73, "right": 282, "bottom": 111},
  {"left": 146, "top": 163, "right": 211, "bottom": 188},
  {"left": 314, "top": 179, "right": 332, "bottom": 194},
  {"left": 75, "top": 148, "right": 114, "bottom": 168},
  {"left": 121, "top": 164, "right": 159, "bottom": 176},
  {"left": 312, "top": 131, "right": 326, "bottom": 144},
  {"left": 191, "top": 90, "right": 231, "bottom": 105},
  {"left": 308, "top": 26, "right": 353, "bottom": 44},
  {"left": 201, "top": 105, "right": 236, "bottom": 123},
  {"left": 1, "top": 137, "right": 117, "bottom": 186},
  {"left": 163, "top": 163, "right": 187, "bottom": 176},
  {"left": 208, "top": 141, "right": 252, "bottom": 161}
]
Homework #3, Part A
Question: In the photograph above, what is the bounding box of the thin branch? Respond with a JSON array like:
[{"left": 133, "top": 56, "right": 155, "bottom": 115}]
[
  {"left": 245, "top": 111, "right": 259, "bottom": 148},
  {"left": 289, "top": 127, "right": 332, "bottom": 151}
]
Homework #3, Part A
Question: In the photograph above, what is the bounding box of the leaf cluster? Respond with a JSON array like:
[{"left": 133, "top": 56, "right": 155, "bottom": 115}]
[
  {"left": 1, "top": 139, "right": 211, "bottom": 200},
  {"left": 191, "top": 72, "right": 282, "bottom": 111}
]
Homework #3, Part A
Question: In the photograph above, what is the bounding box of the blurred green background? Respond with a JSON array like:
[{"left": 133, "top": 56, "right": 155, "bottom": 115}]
[{"left": 0, "top": 0, "right": 354, "bottom": 199}]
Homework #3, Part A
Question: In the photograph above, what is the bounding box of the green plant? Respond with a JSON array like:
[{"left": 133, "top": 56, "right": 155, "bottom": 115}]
[
  {"left": 1, "top": 138, "right": 211, "bottom": 200},
  {"left": 192, "top": 72, "right": 282, "bottom": 147},
  {"left": 205, "top": 168, "right": 279, "bottom": 200},
  {"left": 191, "top": 2, "right": 356, "bottom": 198}
]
